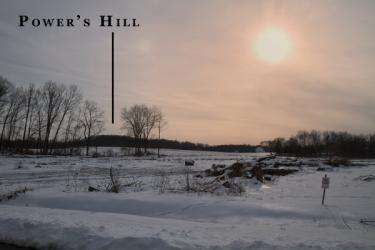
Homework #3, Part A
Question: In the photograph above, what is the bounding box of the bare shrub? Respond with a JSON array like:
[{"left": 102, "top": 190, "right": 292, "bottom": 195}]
[
  {"left": 226, "top": 178, "right": 246, "bottom": 196},
  {"left": 153, "top": 171, "right": 170, "bottom": 194},
  {"left": 64, "top": 170, "right": 80, "bottom": 192},
  {"left": 106, "top": 167, "right": 121, "bottom": 193},
  {"left": 71, "top": 148, "right": 81, "bottom": 156},
  {"left": 105, "top": 149, "right": 115, "bottom": 157},
  {"left": 121, "top": 147, "right": 132, "bottom": 156},
  {"left": 124, "top": 176, "right": 143, "bottom": 192},
  {"left": 92, "top": 151, "right": 101, "bottom": 158},
  {"left": 190, "top": 178, "right": 220, "bottom": 194},
  {"left": 15, "top": 161, "right": 24, "bottom": 169}
]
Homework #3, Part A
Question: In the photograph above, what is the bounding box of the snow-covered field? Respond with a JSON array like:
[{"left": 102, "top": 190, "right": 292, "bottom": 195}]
[{"left": 0, "top": 149, "right": 375, "bottom": 250}]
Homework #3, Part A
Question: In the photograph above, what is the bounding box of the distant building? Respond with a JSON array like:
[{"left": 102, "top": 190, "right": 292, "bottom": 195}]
[{"left": 255, "top": 147, "right": 265, "bottom": 153}]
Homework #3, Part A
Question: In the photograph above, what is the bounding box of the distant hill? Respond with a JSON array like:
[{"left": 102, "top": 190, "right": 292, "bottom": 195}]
[{"left": 90, "top": 135, "right": 263, "bottom": 153}]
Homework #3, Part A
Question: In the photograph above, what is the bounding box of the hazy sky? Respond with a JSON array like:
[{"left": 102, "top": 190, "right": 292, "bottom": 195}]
[{"left": 1, "top": 0, "right": 375, "bottom": 144}]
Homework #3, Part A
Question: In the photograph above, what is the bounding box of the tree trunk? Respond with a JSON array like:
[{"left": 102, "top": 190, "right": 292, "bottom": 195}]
[
  {"left": 86, "top": 138, "right": 89, "bottom": 156},
  {"left": 22, "top": 97, "right": 32, "bottom": 152},
  {"left": 0, "top": 109, "right": 11, "bottom": 149},
  {"left": 51, "top": 110, "right": 69, "bottom": 149},
  {"left": 86, "top": 131, "right": 91, "bottom": 156}
]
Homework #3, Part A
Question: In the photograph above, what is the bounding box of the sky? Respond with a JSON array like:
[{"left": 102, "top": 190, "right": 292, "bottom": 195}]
[{"left": 1, "top": 0, "right": 375, "bottom": 144}]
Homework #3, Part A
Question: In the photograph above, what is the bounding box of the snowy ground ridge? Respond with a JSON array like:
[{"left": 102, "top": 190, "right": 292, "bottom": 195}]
[
  {"left": 1, "top": 217, "right": 373, "bottom": 250},
  {"left": 1, "top": 204, "right": 374, "bottom": 250}
]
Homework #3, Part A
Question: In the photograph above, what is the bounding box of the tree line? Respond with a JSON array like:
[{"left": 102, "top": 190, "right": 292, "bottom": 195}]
[
  {"left": 264, "top": 130, "right": 375, "bottom": 158},
  {"left": 0, "top": 76, "right": 104, "bottom": 155}
]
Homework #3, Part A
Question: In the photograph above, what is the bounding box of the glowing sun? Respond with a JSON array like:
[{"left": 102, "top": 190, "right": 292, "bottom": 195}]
[{"left": 255, "top": 29, "right": 292, "bottom": 64}]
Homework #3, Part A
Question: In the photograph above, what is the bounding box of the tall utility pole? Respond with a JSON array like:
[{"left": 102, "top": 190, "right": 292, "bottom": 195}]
[{"left": 157, "top": 119, "right": 161, "bottom": 157}]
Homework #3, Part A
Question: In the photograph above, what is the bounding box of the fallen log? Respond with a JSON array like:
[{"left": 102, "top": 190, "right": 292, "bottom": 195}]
[
  {"left": 256, "top": 155, "right": 276, "bottom": 163},
  {"left": 227, "top": 162, "right": 252, "bottom": 178},
  {"left": 205, "top": 164, "right": 227, "bottom": 177}
]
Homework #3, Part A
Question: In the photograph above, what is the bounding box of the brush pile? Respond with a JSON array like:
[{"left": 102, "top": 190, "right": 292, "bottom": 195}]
[{"left": 201, "top": 155, "right": 300, "bottom": 192}]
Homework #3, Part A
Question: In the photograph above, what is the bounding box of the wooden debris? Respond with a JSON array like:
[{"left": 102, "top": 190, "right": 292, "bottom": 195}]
[{"left": 88, "top": 186, "right": 100, "bottom": 192}]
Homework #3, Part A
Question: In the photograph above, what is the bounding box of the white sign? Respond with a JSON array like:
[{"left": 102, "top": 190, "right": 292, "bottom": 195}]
[{"left": 322, "top": 176, "right": 330, "bottom": 189}]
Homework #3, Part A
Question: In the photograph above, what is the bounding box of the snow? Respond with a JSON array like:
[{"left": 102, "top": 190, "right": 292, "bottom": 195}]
[{"left": 0, "top": 149, "right": 375, "bottom": 249}]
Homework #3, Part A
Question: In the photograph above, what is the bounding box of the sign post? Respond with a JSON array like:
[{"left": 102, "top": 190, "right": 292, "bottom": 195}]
[{"left": 321, "top": 174, "right": 330, "bottom": 205}]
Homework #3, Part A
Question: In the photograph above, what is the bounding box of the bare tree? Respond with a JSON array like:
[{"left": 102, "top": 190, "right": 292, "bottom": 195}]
[
  {"left": 142, "top": 106, "right": 159, "bottom": 154},
  {"left": 121, "top": 104, "right": 148, "bottom": 155},
  {"left": 0, "top": 76, "right": 12, "bottom": 113},
  {"left": 41, "top": 81, "right": 64, "bottom": 154},
  {"left": 0, "top": 87, "right": 23, "bottom": 149},
  {"left": 121, "top": 104, "right": 165, "bottom": 156},
  {"left": 51, "top": 85, "right": 82, "bottom": 147},
  {"left": 6, "top": 87, "right": 25, "bottom": 143},
  {"left": 63, "top": 108, "right": 83, "bottom": 155},
  {"left": 81, "top": 100, "right": 104, "bottom": 156},
  {"left": 0, "top": 77, "right": 14, "bottom": 149},
  {"left": 21, "top": 84, "right": 35, "bottom": 151},
  {"left": 34, "top": 89, "right": 45, "bottom": 151},
  {"left": 25, "top": 88, "right": 39, "bottom": 145}
]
